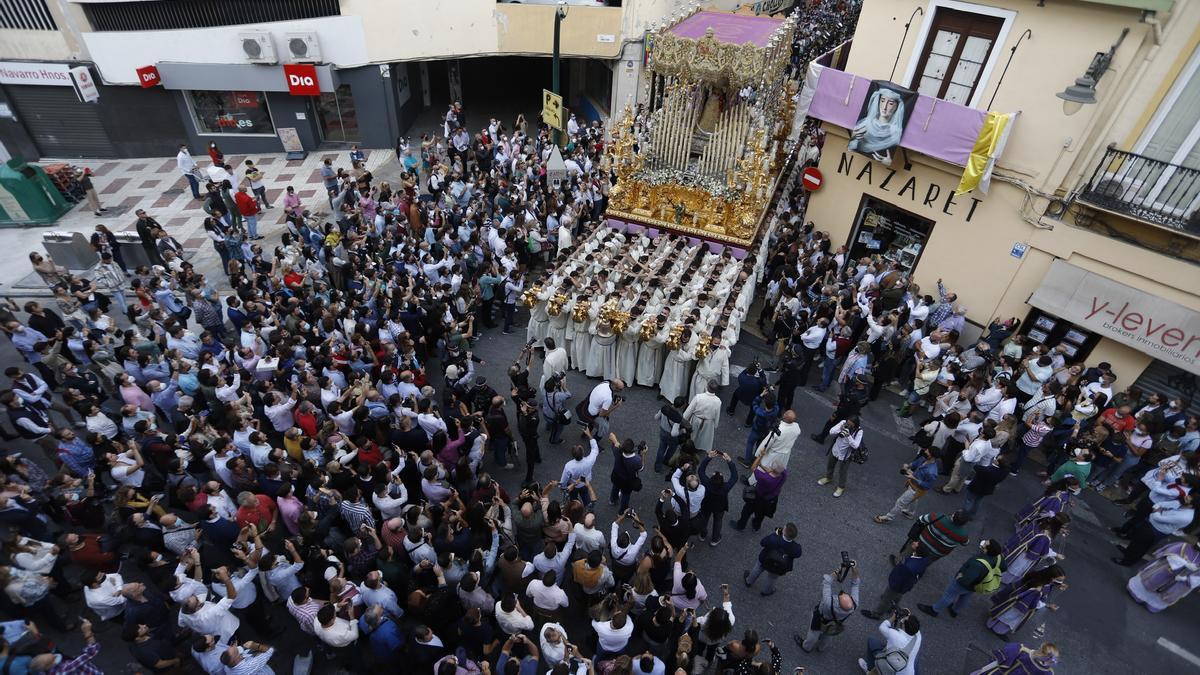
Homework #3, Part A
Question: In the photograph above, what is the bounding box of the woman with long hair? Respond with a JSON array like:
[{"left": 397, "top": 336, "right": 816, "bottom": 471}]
[
  {"left": 987, "top": 564, "right": 1067, "bottom": 636},
  {"left": 1001, "top": 514, "right": 1069, "bottom": 585}
]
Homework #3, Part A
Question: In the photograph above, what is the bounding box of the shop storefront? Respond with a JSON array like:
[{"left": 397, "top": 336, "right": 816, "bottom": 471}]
[
  {"left": 845, "top": 194, "right": 934, "bottom": 276},
  {"left": 0, "top": 60, "right": 184, "bottom": 160},
  {"left": 1027, "top": 259, "right": 1200, "bottom": 377},
  {"left": 158, "top": 62, "right": 399, "bottom": 155}
]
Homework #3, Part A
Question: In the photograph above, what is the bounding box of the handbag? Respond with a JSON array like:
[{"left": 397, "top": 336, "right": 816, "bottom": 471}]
[{"left": 849, "top": 441, "right": 869, "bottom": 465}]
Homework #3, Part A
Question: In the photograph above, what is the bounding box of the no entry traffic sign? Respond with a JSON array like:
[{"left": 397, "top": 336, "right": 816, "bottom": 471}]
[{"left": 801, "top": 166, "right": 823, "bottom": 191}]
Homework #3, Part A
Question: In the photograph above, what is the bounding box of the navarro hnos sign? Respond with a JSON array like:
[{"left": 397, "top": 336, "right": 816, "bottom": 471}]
[{"left": 1030, "top": 260, "right": 1200, "bottom": 374}]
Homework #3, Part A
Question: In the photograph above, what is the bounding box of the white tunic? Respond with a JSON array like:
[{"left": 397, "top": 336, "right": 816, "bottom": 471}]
[
  {"left": 616, "top": 322, "right": 640, "bottom": 385},
  {"left": 682, "top": 391, "right": 722, "bottom": 452},
  {"left": 587, "top": 328, "right": 619, "bottom": 381},
  {"left": 540, "top": 347, "right": 570, "bottom": 390},
  {"left": 636, "top": 324, "right": 667, "bottom": 388},
  {"left": 659, "top": 337, "right": 696, "bottom": 404},
  {"left": 689, "top": 345, "right": 731, "bottom": 402}
]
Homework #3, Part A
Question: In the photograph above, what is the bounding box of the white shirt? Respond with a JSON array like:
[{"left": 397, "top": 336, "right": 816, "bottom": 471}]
[
  {"left": 191, "top": 645, "right": 225, "bottom": 675},
  {"left": 110, "top": 455, "right": 145, "bottom": 487},
  {"left": 178, "top": 596, "right": 239, "bottom": 643},
  {"left": 84, "top": 573, "right": 126, "bottom": 621},
  {"left": 263, "top": 397, "right": 296, "bottom": 432},
  {"left": 314, "top": 616, "right": 359, "bottom": 647},
  {"left": 609, "top": 524, "right": 647, "bottom": 567},
  {"left": 495, "top": 602, "right": 535, "bottom": 635},
  {"left": 961, "top": 437, "right": 998, "bottom": 466},
  {"left": 560, "top": 440, "right": 600, "bottom": 486},
  {"left": 587, "top": 382, "right": 613, "bottom": 417},
  {"left": 591, "top": 617, "right": 634, "bottom": 653},
  {"left": 876, "top": 620, "right": 922, "bottom": 675},
  {"left": 526, "top": 578, "right": 569, "bottom": 611}
]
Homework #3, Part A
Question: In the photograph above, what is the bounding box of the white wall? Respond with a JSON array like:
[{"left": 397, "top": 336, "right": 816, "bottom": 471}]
[{"left": 81, "top": 16, "right": 369, "bottom": 85}]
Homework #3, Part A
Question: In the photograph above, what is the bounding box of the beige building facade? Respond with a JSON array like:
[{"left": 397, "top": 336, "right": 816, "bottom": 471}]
[{"left": 805, "top": 0, "right": 1200, "bottom": 394}]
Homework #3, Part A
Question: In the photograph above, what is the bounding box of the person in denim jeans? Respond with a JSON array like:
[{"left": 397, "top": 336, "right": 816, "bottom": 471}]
[
  {"left": 918, "top": 540, "right": 1004, "bottom": 618},
  {"left": 654, "top": 397, "right": 688, "bottom": 472},
  {"left": 743, "top": 391, "right": 780, "bottom": 465}
]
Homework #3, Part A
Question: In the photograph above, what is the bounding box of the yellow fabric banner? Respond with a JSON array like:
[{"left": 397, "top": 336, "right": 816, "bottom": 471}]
[{"left": 955, "top": 111, "right": 1012, "bottom": 196}]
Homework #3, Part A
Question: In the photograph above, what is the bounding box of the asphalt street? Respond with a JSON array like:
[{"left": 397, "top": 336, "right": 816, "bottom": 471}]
[{"left": 2, "top": 298, "right": 1198, "bottom": 674}]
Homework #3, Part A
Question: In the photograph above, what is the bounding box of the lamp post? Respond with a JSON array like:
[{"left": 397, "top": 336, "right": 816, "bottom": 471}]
[{"left": 552, "top": 5, "right": 567, "bottom": 146}]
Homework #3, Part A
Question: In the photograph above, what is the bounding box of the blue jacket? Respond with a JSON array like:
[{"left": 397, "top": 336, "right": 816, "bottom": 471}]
[
  {"left": 758, "top": 532, "right": 803, "bottom": 573},
  {"left": 909, "top": 455, "right": 939, "bottom": 491},
  {"left": 733, "top": 370, "right": 766, "bottom": 405},
  {"left": 359, "top": 614, "right": 404, "bottom": 662},
  {"left": 749, "top": 397, "right": 780, "bottom": 436}
]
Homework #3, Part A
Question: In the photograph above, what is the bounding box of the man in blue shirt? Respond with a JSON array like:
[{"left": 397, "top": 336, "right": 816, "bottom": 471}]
[
  {"left": 358, "top": 603, "right": 404, "bottom": 666},
  {"left": 874, "top": 446, "right": 941, "bottom": 523}
]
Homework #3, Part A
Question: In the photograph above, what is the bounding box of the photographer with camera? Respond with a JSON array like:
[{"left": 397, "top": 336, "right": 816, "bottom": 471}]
[
  {"left": 859, "top": 607, "right": 922, "bottom": 675},
  {"left": 744, "top": 522, "right": 803, "bottom": 597},
  {"left": 540, "top": 370, "right": 572, "bottom": 446},
  {"left": 727, "top": 360, "right": 768, "bottom": 426},
  {"left": 797, "top": 554, "right": 861, "bottom": 653},
  {"left": 608, "top": 432, "right": 646, "bottom": 512},
  {"left": 582, "top": 378, "right": 626, "bottom": 441}
]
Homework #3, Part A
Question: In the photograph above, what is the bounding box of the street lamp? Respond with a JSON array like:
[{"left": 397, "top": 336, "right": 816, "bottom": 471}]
[
  {"left": 1056, "top": 27, "right": 1128, "bottom": 116},
  {"left": 552, "top": 3, "right": 568, "bottom": 145}
]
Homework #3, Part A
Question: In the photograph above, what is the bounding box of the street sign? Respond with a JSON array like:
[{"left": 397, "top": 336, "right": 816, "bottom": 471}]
[
  {"left": 542, "top": 89, "right": 564, "bottom": 130},
  {"left": 801, "top": 166, "right": 823, "bottom": 191}
]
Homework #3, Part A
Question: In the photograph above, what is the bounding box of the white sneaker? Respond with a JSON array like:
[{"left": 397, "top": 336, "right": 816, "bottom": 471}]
[
  {"left": 816, "top": 477, "right": 830, "bottom": 486},
  {"left": 858, "top": 658, "right": 870, "bottom": 673},
  {"left": 833, "top": 488, "right": 845, "bottom": 498}
]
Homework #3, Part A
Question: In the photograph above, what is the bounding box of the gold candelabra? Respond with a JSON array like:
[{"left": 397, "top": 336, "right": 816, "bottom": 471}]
[
  {"left": 519, "top": 285, "right": 543, "bottom": 308},
  {"left": 571, "top": 299, "right": 592, "bottom": 323},
  {"left": 638, "top": 317, "right": 658, "bottom": 342},
  {"left": 694, "top": 333, "right": 713, "bottom": 360},
  {"left": 664, "top": 324, "right": 687, "bottom": 351},
  {"left": 547, "top": 292, "right": 569, "bottom": 317}
]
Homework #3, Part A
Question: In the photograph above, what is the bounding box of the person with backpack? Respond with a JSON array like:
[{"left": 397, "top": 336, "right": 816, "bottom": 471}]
[
  {"left": 797, "top": 562, "right": 860, "bottom": 653},
  {"left": 744, "top": 522, "right": 803, "bottom": 596},
  {"left": 859, "top": 607, "right": 922, "bottom": 675},
  {"left": 917, "top": 539, "right": 1005, "bottom": 618}
]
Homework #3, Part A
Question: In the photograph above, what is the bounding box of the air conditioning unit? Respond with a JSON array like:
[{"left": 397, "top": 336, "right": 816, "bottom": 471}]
[
  {"left": 285, "top": 32, "right": 322, "bottom": 62},
  {"left": 239, "top": 31, "right": 277, "bottom": 64}
]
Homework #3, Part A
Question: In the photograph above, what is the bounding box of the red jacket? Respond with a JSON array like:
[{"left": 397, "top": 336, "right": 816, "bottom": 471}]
[{"left": 234, "top": 190, "right": 259, "bottom": 217}]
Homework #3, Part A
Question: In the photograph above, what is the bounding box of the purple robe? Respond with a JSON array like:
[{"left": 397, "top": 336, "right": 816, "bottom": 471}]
[
  {"left": 1014, "top": 491, "right": 1070, "bottom": 529},
  {"left": 987, "top": 582, "right": 1057, "bottom": 636},
  {"left": 1128, "top": 541, "right": 1200, "bottom": 612}
]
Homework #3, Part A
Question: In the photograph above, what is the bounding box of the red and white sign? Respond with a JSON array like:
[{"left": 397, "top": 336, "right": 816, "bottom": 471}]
[
  {"left": 70, "top": 66, "right": 99, "bottom": 103},
  {"left": 801, "top": 166, "right": 823, "bottom": 191},
  {"left": 136, "top": 65, "right": 161, "bottom": 88},
  {"left": 283, "top": 64, "right": 319, "bottom": 96}
]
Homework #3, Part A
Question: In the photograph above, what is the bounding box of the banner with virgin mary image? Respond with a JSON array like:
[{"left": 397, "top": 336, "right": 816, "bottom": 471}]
[{"left": 848, "top": 81, "right": 917, "bottom": 167}]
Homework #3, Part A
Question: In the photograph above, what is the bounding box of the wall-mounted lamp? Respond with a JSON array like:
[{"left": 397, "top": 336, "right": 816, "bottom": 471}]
[
  {"left": 889, "top": 6, "right": 925, "bottom": 82},
  {"left": 1056, "top": 27, "right": 1129, "bottom": 115}
]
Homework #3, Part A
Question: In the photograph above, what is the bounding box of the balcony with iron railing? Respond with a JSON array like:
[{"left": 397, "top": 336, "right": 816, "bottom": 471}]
[{"left": 1077, "top": 145, "right": 1200, "bottom": 236}]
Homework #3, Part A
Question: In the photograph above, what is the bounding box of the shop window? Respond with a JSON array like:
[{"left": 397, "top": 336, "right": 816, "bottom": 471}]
[
  {"left": 187, "top": 91, "right": 274, "bottom": 135},
  {"left": 316, "top": 84, "right": 360, "bottom": 143},
  {"left": 846, "top": 195, "right": 934, "bottom": 275},
  {"left": 909, "top": 7, "right": 1003, "bottom": 105},
  {"left": 584, "top": 59, "right": 613, "bottom": 115},
  {"left": 1019, "top": 308, "right": 1100, "bottom": 363}
]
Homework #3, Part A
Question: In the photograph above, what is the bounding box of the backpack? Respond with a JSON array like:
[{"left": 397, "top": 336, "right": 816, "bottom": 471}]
[
  {"left": 761, "top": 543, "right": 792, "bottom": 575},
  {"left": 972, "top": 556, "right": 1003, "bottom": 593},
  {"left": 874, "top": 634, "right": 918, "bottom": 675}
]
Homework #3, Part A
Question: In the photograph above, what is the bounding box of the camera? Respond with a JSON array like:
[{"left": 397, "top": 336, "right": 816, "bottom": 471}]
[
  {"left": 837, "top": 551, "right": 856, "bottom": 581},
  {"left": 613, "top": 395, "right": 626, "bottom": 403},
  {"left": 525, "top": 338, "right": 537, "bottom": 348}
]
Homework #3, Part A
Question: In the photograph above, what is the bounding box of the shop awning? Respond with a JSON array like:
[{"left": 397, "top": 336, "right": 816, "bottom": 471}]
[{"left": 1028, "top": 259, "right": 1200, "bottom": 375}]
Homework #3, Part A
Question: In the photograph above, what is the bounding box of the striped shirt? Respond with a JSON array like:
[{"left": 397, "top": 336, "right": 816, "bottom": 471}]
[
  {"left": 339, "top": 499, "right": 376, "bottom": 532},
  {"left": 914, "top": 512, "right": 968, "bottom": 559},
  {"left": 286, "top": 597, "right": 321, "bottom": 635}
]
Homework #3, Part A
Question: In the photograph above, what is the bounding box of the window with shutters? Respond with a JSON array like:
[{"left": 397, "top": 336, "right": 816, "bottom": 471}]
[{"left": 909, "top": 7, "right": 1003, "bottom": 106}]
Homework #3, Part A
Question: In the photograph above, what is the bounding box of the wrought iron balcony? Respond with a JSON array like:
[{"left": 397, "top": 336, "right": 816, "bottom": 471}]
[{"left": 1077, "top": 145, "right": 1200, "bottom": 234}]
